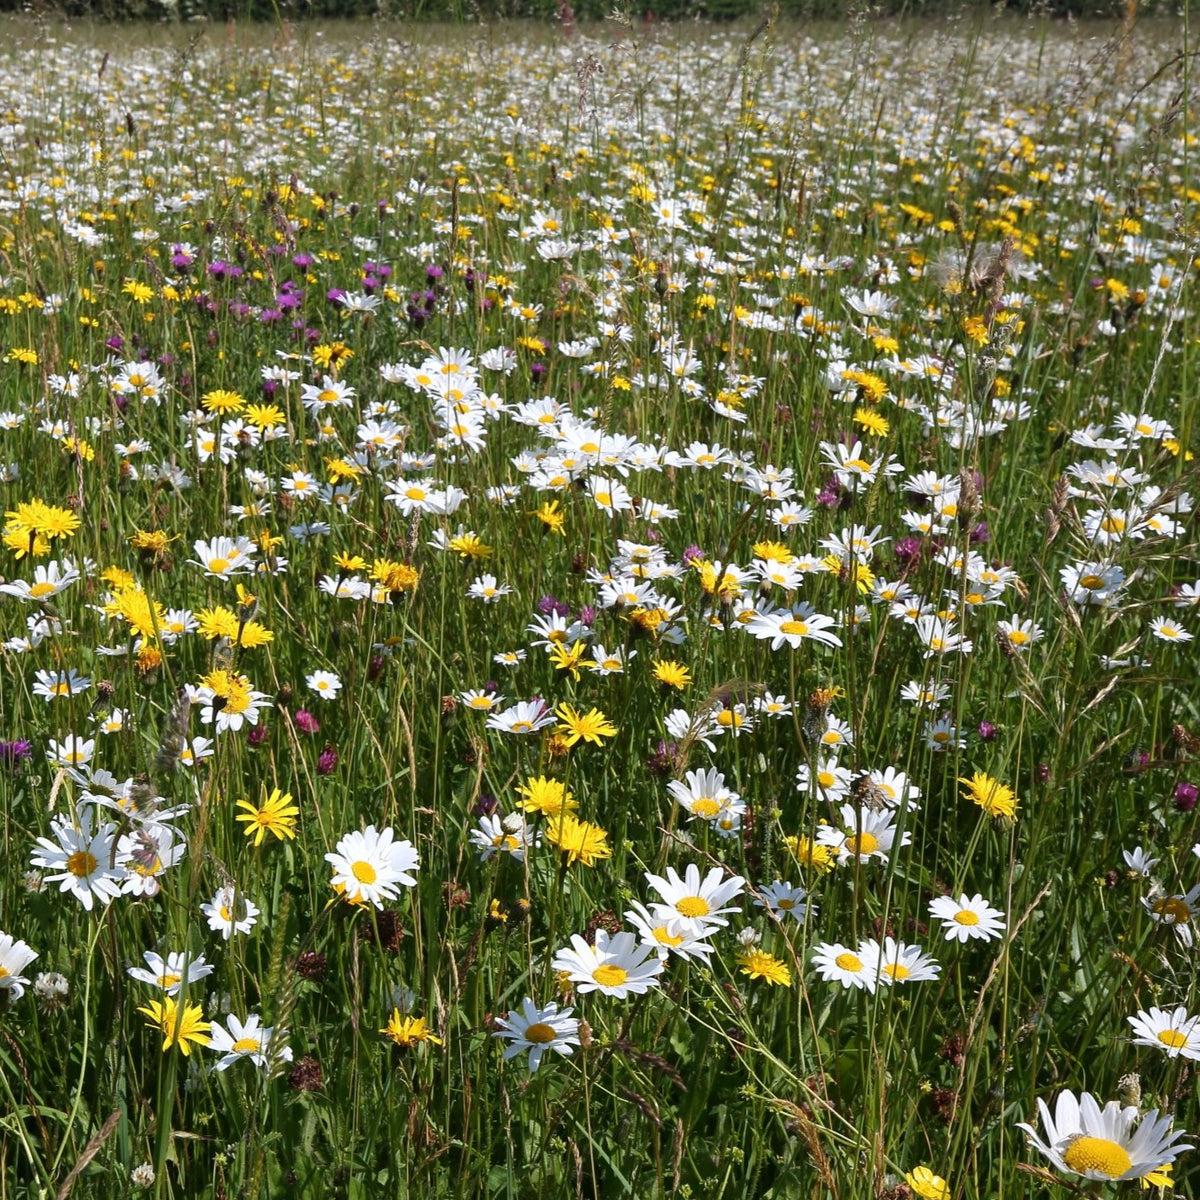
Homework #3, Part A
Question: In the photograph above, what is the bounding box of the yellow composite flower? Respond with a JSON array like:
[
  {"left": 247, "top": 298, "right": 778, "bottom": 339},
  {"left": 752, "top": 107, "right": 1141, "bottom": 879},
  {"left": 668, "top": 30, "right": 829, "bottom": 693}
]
[
  {"left": 201, "top": 388, "right": 246, "bottom": 414},
  {"left": 531, "top": 499, "right": 566, "bottom": 535},
  {"left": 447, "top": 532, "right": 492, "bottom": 560},
  {"left": 652, "top": 660, "right": 692, "bottom": 690},
  {"left": 548, "top": 639, "right": 591, "bottom": 680},
  {"left": 516, "top": 775, "right": 576, "bottom": 817},
  {"left": 235, "top": 788, "right": 300, "bottom": 846},
  {"left": 959, "top": 771, "right": 1019, "bottom": 820},
  {"left": 380, "top": 1010, "right": 442, "bottom": 1049},
  {"left": 783, "top": 835, "right": 837, "bottom": 875},
  {"left": 138, "top": 998, "right": 211, "bottom": 1055},
  {"left": 555, "top": 704, "right": 617, "bottom": 748},
  {"left": 736, "top": 949, "right": 792, "bottom": 987},
  {"left": 545, "top": 814, "right": 612, "bottom": 868},
  {"left": 371, "top": 557, "right": 420, "bottom": 593}
]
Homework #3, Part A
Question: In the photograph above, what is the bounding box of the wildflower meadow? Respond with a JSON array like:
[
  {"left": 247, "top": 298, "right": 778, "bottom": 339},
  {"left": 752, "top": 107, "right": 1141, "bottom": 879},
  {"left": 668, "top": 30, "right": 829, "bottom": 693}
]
[{"left": 0, "top": 9, "right": 1197, "bottom": 1197}]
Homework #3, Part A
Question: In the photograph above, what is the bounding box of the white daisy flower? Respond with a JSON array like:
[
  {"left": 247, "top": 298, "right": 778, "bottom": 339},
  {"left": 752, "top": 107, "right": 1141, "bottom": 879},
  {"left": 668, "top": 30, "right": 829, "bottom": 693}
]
[{"left": 928, "top": 893, "right": 1005, "bottom": 943}]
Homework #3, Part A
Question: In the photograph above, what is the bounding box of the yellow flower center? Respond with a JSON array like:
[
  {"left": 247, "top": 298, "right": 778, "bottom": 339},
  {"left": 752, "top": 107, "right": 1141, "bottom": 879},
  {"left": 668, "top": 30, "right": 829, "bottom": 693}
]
[
  {"left": 51, "top": 682, "right": 71, "bottom": 695},
  {"left": 845, "top": 458, "right": 872, "bottom": 472},
  {"left": 468, "top": 697, "right": 492, "bottom": 709},
  {"left": 510, "top": 720, "right": 532, "bottom": 733},
  {"left": 1008, "top": 629, "right": 1029, "bottom": 645},
  {"left": 592, "top": 964, "right": 628, "bottom": 987},
  {"left": 208, "top": 557, "right": 230, "bottom": 574},
  {"left": 881, "top": 962, "right": 909, "bottom": 981},
  {"left": 1154, "top": 897, "right": 1192, "bottom": 924},
  {"left": 232, "top": 1037, "right": 261, "bottom": 1053},
  {"left": 1061, "top": 1136, "right": 1132, "bottom": 1179},
  {"left": 318, "top": 389, "right": 338, "bottom": 404},
  {"left": 29, "top": 581, "right": 56, "bottom": 598},
  {"left": 676, "top": 896, "right": 711, "bottom": 918},
  {"left": 779, "top": 619, "right": 809, "bottom": 636},
  {"left": 653, "top": 926, "right": 684, "bottom": 946},
  {"left": 595, "top": 491, "right": 612, "bottom": 507},
  {"left": 67, "top": 851, "right": 97, "bottom": 877},
  {"left": 817, "top": 771, "right": 836, "bottom": 788},
  {"left": 834, "top": 952, "right": 862, "bottom": 972},
  {"left": 157, "top": 973, "right": 181, "bottom": 988},
  {"left": 1100, "top": 516, "right": 1125, "bottom": 533},
  {"left": 1157, "top": 1029, "right": 1188, "bottom": 1049},
  {"left": 352, "top": 860, "right": 377, "bottom": 885},
  {"left": 691, "top": 798, "right": 720, "bottom": 818},
  {"left": 846, "top": 832, "right": 880, "bottom": 855},
  {"left": 716, "top": 711, "right": 742, "bottom": 728},
  {"left": 523, "top": 1022, "right": 558, "bottom": 1044},
  {"left": 1079, "top": 573, "right": 1105, "bottom": 590},
  {"left": 0, "top": 966, "right": 8, "bottom": 979},
  {"left": 778, "top": 899, "right": 795, "bottom": 910},
  {"left": 953, "top": 910, "right": 979, "bottom": 925}
]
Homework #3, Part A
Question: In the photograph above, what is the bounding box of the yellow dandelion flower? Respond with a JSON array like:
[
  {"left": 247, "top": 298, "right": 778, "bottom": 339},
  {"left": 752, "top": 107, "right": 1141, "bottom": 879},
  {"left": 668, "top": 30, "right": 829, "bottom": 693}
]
[
  {"left": 652, "top": 660, "right": 691, "bottom": 690},
  {"left": 235, "top": 788, "right": 300, "bottom": 846},
  {"left": 380, "top": 1011, "right": 442, "bottom": 1049},
  {"left": 555, "top": 704, "right": 617, "bottom": 747},
  {"left": 959, "top": 771, "right": 1018, "bottom": 820},
  {"left": 516, "top": 775, "right": 577, "bottom": 817},
  {"left": 783, "top": 835, "right": 837, "bottom": 874},
  {"left": 447, "top": 532, "right": 492, "bottom": 560},
  {"left": 853, "top": 406, "right": 890, "bottom": 437},
  {"left": 545, "top": 813, "right": 611, "bottom": 867},
  {"left": 736, "top": 949, "right": 792, "bottom": 986},
  {"left": 201, "top": 389, "right": 246, "bottom": 414},
  {"left": 138, "top": 998, "right": 211, "bottom": 1056}
]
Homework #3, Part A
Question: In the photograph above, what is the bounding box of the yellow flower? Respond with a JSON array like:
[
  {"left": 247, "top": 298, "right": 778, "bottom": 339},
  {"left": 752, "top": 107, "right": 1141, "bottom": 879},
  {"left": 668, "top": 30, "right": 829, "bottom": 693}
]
[
  {"left": 196, "top": 606, "right": 240, "bottom": 640},
  {"left": 5, "top": 346, "right": 39, "bottom": 365},
  {"left": 447, "top": 532, "right": 492, "bottom": 560},
  {"left": 962, "top": 315, "right": 989, "bottom": 345},
  {"left": 736, "top": 949, "right": 792, "bottom": 986},
  {"left": 245, "top": 403, "right": 285, "bottom": 430},
  {"left": 652, "top": 660, "right": 691, "bottom": 690},
  {"left": 129, "top": 529, "right": 176, "bottom": 555},
  {"left": 853, "top": 406, "right": 890, "bottom": 438},
  {"left": 549, "top": 639, "right": 592, "bottom": 680},
  {"left": 235, "top": 788, "right": 300, "bottom": 846},
  {"left": 122, "top": 279, "right": 154, "bottom": 304},
  {"left": 531, "top": 500, "right": 566, "bottom": 535},
  {"left": 201, "top": 389, "right": 246, "bottom": 414},
  {"left": 312, "top": 341, "right": 352, "bottom": 371},
  {"left": 959, "top": 771, "right": 1018, "bottom": 820},
  {"left": 545, "top": 813, "right": 611, "bottom": 867},
  {"left": 905, "top": 1166, "right": 950, "bottom": 1200},
  {"left": 516, "top": 775, "right": 577, "bottom": 817},
  {"left": 380, "top": 1010, "right": 442, "bottom": 1049},
  {"left": 783, "top": 835, "right": 837, "bottom": 874},
  {"left": 334, "top": 551, "right": 368, "bottom": 573},
  {"left": 371, "top": 558, "right": 420, "bottom": 593},
  {"left": 1141, "top": 1163, "right": 1173, "bottom": 1190},
  {"left": 752, "top": 540, "right": 795, "bottom": 564},
  {"left": 138, "top": 998, "right": 211, "bottom": 1055},
  {"left": 555, "top": 704, "right": 617, "bottom": 747}
]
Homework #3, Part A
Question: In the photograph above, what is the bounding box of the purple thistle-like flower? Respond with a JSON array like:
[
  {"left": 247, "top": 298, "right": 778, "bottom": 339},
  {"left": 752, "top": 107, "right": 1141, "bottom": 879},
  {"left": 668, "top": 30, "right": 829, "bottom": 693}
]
[
  {"left": 978, "top": 721, "right": 997, "bottom": 742},
  {"left": 247, "top": 724, "right": 268, "bottom": 747},
  {"left": 893, "top": 536, "right": 924, "bottom": 566},
  {"left": 0, "top": 739, "right": 33, "bottom": 768},
  {"left": 294, "top": 709, "right": 320, "bottom": 735},
  {"left": 317, "top": 744, "right": 339, "bottom": 775},
  {"left": 537, "top": 595, "right": 570, "bottom": 618},
  {"left": 1174, "top": 781, "right": 1199, "bottom": 812}
]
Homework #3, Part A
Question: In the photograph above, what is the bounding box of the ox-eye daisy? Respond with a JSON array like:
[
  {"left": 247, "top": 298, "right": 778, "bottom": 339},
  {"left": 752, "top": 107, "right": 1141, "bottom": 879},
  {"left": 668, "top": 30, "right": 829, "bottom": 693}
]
[
  {"left": 326, "top": 825, "right": 419, "bottom": 908},
  {"left": 493, "top": 999, "right": 581, "bottom": 1072},
  {"left": 551, "top": 929, "right": 663, "bottom": 998},
  {"left": 1017, "top": 1090, "right": 1192, "bottom": 1182}
]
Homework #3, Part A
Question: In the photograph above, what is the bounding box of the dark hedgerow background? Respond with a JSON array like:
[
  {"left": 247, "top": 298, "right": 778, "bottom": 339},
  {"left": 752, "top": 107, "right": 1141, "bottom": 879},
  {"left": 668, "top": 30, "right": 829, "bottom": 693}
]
[{"left": 0, "top": 0, "right": 1190, "bottom": 26}]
